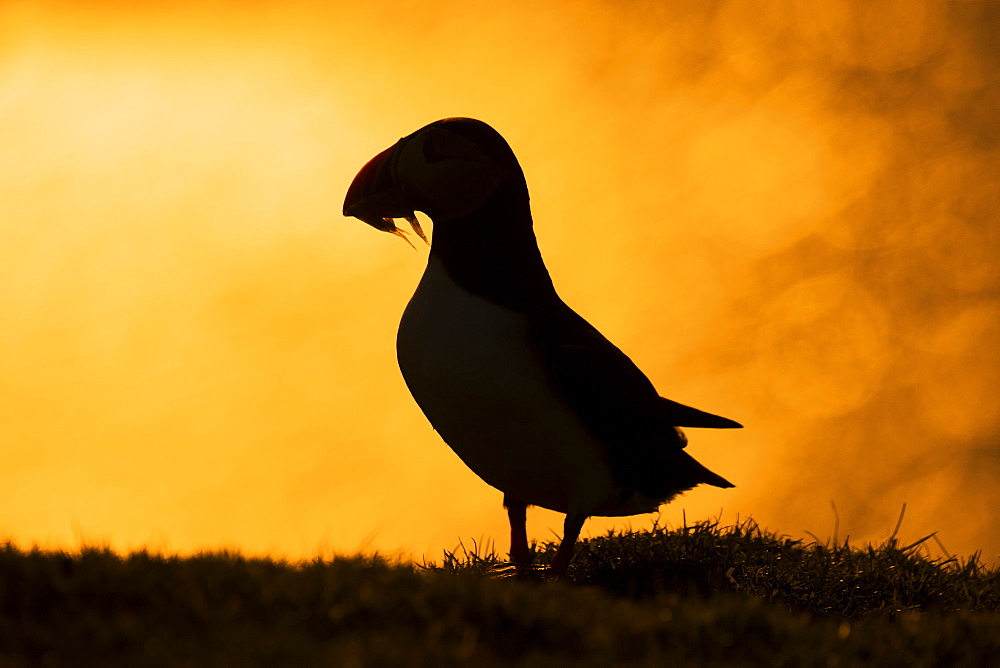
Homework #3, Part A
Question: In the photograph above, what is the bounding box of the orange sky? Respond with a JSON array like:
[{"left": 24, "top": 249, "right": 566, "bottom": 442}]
[{"left": 2, "top": 0, "right": 998, "bottom": 563}]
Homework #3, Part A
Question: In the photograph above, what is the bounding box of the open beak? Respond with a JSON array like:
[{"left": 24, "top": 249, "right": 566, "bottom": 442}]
[{"left": 343, "top": 141, "right": 428, "bottom": 247}]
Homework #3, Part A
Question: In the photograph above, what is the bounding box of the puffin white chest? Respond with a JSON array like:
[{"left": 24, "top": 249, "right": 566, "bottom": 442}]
[{"left": 396, "top": 256, "right": 613, "bottom": 513}]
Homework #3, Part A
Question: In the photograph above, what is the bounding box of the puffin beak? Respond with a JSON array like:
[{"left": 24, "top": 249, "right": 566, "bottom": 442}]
[{"left": 343, "top": 140, "right": 428, "bottom": 246}]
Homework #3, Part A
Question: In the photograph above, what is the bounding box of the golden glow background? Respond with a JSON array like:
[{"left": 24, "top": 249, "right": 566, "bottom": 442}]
[{"left": 2, "top": 1, "right": 998, "bottom": 561}]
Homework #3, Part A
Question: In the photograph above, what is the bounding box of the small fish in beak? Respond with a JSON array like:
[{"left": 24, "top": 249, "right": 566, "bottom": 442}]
[
  {"left": 383, "top": 217, "right": 427, "bottom": 249},
  {"left": 403, "top": 214, "right": 428, "bottom": 244},
  {"left": 352, "top": 211, "right": 426, "bottom": 249}
]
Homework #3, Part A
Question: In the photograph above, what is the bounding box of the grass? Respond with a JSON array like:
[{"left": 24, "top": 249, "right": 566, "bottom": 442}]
[{"left": 2, "top": 517, "right": 998, "bottom": 665}]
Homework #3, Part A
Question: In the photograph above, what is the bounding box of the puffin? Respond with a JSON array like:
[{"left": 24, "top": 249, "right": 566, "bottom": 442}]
[{"left": 343, "top": 118, "right": 740, "bottom": 576}]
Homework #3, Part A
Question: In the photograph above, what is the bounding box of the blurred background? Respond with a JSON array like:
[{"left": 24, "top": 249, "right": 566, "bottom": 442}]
[{"left": 2, "top": 0, "right": 997, "bottom": 562}]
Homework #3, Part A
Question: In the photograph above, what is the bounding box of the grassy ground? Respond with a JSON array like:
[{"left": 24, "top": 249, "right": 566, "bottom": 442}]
[{"left": 2, "top": 518, "right": 998, "bottom": 666}]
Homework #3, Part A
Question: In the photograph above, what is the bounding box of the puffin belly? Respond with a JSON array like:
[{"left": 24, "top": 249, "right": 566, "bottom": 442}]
[{"left": 397, "top": 257, "right": 615, "bottom": 514}]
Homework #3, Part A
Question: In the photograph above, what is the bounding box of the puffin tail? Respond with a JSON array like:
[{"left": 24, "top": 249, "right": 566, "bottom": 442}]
[
  {"left": 701, "top": 467, "right": 735, "bottom": 489},
  {"left": 682, "top": 451, "right": 735, "bottom": 489}
]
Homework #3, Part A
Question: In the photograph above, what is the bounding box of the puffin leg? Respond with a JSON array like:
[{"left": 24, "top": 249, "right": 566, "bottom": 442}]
[
  {"left": 547, "top": 512, "right": 586, "bottom": 578},
  {"left": 503, "top": 494, "right": 530, "bottom": 566}
]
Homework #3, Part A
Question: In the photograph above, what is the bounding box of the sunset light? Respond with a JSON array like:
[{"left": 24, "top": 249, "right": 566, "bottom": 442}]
[{"left": 2, "top": 0, "right": 997, "bottom": 564}]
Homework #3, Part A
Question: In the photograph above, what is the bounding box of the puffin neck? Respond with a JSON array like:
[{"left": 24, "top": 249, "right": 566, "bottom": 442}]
[{"left": 428, "top": 193, "right": 559, "bottom": 314}]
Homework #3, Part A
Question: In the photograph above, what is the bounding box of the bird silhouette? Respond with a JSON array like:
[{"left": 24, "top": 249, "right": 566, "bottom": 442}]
[{"left": 344, "top": 118, "right": 740, "bottom": 577}]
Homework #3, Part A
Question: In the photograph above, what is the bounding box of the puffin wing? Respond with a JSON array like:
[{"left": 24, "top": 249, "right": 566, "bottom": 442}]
[
  {"left": 547, "top": 341, "right": 742, "bottom": 435},
  {"left": 548, "top": 342, "right": 681, "bottom": 447},
  {"left": 545, "top": 334, "right": 738, "bottom": 495}
]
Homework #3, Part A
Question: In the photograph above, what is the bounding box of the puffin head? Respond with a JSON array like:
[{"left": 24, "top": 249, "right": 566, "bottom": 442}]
[{"left": 343, "top": 118, "right": 526, "bottom": 245}]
